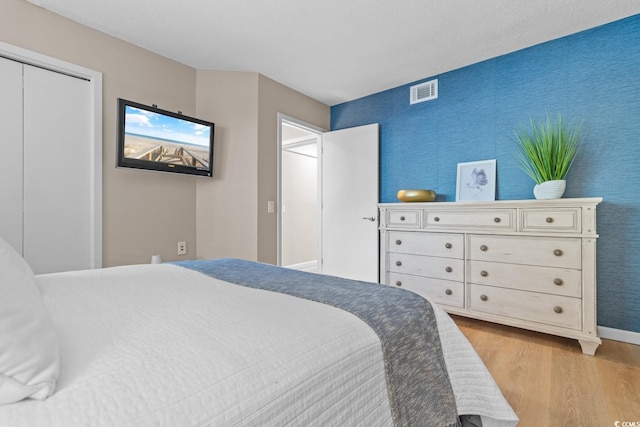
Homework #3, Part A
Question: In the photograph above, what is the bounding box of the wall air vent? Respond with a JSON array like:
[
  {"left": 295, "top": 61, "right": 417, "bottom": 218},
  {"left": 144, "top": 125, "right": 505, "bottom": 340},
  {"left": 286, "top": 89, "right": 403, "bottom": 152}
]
[{"left": 410, "top": 79, "right": 438, "bottom": 104}]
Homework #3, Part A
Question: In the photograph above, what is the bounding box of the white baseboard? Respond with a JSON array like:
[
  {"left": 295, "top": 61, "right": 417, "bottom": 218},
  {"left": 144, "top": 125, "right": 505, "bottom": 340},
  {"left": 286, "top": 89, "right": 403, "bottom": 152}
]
[
  {"left": 598, "top": 326, "right": 640, "bottom": 346},
  {"left": 284, "top": 260, "right": 318, "bottom": 273}
]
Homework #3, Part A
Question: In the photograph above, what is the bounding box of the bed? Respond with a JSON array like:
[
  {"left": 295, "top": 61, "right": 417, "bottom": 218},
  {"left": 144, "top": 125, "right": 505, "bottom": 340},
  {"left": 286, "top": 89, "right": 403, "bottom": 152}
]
[{"left": 0, "top": 236, "right": 518, "bottom": 426}]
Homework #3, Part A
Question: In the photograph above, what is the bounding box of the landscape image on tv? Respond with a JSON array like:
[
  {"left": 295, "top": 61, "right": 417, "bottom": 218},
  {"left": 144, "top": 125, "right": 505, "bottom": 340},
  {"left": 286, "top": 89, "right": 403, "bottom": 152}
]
[{"left": 123, "top": 105, "right": 211, "bottom": 170}]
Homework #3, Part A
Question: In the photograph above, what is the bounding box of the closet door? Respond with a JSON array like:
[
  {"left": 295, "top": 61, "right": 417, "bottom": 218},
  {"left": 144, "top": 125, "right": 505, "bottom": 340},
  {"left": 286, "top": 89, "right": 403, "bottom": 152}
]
[
  {"left": 23, "top": 65, "right": 92, "bottom": 274},
  {"left": 0, "top": 57, "right": 24, "bottom": 253}
]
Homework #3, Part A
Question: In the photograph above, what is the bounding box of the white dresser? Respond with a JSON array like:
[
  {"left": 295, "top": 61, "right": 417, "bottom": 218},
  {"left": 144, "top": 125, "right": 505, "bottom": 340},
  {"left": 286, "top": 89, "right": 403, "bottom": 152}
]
[{"left": 378, "top": 198, "right": 602, "bottom": 355}]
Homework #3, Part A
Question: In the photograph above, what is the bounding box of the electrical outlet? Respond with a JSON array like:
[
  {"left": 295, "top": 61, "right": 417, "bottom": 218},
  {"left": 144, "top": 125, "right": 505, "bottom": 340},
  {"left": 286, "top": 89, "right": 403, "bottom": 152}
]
[{"left": 177, "top": 241, "right": 187, "bottom": 255}]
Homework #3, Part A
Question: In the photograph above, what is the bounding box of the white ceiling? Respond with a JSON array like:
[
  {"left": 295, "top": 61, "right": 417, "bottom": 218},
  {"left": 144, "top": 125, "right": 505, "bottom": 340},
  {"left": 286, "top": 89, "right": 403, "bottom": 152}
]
[{"left": 26, "top": 0, "right": 640, "bottom": 106}]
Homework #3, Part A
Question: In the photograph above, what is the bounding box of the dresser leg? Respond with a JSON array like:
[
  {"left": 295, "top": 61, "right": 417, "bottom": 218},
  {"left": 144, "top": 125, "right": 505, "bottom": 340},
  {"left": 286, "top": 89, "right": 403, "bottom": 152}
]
[{"left": 578, "top": 340, "right": 600, "bottom": 356}]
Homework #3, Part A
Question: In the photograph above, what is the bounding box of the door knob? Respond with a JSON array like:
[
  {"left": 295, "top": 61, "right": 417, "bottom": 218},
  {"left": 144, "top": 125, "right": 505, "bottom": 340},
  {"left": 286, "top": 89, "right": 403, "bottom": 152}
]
[{"left": 362, "top": 216, "right": 376, "bottom": 222}]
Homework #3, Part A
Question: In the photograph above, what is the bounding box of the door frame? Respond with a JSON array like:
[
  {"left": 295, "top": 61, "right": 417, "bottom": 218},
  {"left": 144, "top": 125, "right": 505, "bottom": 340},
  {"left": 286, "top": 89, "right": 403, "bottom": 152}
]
[
  {"left": 0, "top": 41, "right": 103, "bottom": 269},
  {"left": 276, "top": 113, "right": 326, "bottom": 267}
]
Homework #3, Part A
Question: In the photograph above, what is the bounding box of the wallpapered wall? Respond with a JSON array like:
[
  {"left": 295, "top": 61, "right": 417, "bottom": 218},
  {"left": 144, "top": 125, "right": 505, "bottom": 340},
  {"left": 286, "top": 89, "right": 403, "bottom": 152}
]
[{"left": 331, "top": 15, "right": 640, "bottom": 334}]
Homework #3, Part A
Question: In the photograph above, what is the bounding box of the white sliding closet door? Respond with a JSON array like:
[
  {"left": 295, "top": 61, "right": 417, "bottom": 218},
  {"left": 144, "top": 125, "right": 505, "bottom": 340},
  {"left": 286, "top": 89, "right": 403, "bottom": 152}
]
[
  {"left": 0, "top": 58, "right": 24, "bottom": 254},
  {"left": 22, "top": 65, "right": 93, "bottom": 274}
]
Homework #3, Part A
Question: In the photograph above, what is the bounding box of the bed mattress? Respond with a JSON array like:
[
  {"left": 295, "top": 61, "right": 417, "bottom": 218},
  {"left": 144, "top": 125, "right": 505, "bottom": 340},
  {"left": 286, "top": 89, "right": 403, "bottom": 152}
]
[{"left": 0, "top": 263, "right": 517, "bottom": 426}]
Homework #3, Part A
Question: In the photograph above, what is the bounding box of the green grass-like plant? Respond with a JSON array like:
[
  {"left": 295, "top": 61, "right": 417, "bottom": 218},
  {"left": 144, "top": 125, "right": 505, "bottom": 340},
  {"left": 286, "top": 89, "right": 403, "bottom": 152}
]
[{"left": 513, "top": 113, "right": 582, "bottom": 185}]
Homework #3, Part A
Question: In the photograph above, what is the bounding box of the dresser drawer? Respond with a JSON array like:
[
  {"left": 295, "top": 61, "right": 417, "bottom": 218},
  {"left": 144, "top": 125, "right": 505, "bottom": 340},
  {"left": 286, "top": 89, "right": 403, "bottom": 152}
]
[
  {"left": 387, "top": 231, "right": 463, "bottom": 258},
  {"left": 388, "top": 272, "right": 464, "bottom": 307},
  {"left": 424, "top": 209, "right": 516, "bottom": 230},
  {"left": 468, "top": 235, "right": 581, "bottom": 269},
  {"left": 468, "top": 260, "right": 581, "bottom": 297},
  {"left": 469, "top": 284, "right": 582, "bottom": 330},
  {"left": 521, "top": 208, "right": 581, "bottom": 233},
  {"left": 386, "top": 209, "right": 421, "bottom": 228},
  {"left": 388, "top": 253, "right": 464, "bottom": 282}
]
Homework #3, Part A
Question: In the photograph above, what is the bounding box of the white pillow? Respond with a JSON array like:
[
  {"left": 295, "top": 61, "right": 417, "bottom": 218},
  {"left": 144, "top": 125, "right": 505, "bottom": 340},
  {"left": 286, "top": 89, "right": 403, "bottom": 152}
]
[{"left": 0, "top": 236, "right": 60, "bottom": 405}]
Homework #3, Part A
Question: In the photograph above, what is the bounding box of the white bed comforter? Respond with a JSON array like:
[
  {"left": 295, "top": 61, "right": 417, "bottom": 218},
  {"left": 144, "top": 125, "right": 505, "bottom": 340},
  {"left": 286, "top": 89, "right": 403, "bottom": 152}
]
[{"left": 0, "top": 264, "right": 517, "bottom": 427}]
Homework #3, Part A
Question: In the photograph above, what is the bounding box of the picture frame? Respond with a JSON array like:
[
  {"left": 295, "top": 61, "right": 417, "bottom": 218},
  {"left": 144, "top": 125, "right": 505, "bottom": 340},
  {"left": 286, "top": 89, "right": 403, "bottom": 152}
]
[{"left": 456, "top": 159, "right": 496, "bottom": 202}]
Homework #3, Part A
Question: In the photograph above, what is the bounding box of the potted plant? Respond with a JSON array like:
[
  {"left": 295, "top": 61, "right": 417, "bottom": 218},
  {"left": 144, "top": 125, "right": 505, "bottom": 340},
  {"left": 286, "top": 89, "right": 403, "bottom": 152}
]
[{"left": 513, "top": 113, "right": 582, "bottom": 199}]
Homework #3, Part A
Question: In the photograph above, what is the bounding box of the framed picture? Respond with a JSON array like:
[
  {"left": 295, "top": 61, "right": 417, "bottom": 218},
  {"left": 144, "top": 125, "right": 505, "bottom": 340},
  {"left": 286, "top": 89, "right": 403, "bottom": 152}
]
[{"left": 456, "top": 159, "right": 496, "bottom": 202}]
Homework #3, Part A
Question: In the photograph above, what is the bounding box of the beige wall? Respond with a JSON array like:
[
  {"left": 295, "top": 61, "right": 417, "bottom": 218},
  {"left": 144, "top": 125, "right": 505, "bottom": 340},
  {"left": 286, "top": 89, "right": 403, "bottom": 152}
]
[
  {"left": 1, "top": 0, "right": 330, "bottom": 267},
  {"left": 195, "top": 73, "right": 330, "bottom": 263},
  {"left": 1, "top": 0, "right": 198, "bottom": 266},
  {"left": 195, "top": 70, "right": 260, "bottom": 260},
  {"left": 257, "top": 75, "right": 329, "bottom": 263}
]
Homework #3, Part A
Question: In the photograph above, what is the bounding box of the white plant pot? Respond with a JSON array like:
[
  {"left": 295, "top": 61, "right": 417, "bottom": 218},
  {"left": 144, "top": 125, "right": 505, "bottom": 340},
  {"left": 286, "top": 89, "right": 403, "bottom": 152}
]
[{"left": 533, "top": 180, "right": 566, "bottom": 200}]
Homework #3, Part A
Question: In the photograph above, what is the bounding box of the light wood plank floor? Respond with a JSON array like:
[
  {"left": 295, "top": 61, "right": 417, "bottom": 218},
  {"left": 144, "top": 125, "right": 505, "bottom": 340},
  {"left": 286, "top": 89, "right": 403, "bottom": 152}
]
[{"left": 452, "top": 315, "right": 640, "bottom": 427}]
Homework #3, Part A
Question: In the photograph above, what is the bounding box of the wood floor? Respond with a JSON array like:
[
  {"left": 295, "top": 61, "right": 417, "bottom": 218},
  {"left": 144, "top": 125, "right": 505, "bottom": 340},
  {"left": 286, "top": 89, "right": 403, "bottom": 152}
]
[{"left": 452, "top": 315, "right": 640, "bottom": 427}]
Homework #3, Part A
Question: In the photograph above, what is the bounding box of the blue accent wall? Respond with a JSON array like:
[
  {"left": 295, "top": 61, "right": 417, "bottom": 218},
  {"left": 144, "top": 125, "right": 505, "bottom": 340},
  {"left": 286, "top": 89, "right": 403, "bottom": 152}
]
[{"left": 331, "top": 15, "right": 640, "bottom": 334}]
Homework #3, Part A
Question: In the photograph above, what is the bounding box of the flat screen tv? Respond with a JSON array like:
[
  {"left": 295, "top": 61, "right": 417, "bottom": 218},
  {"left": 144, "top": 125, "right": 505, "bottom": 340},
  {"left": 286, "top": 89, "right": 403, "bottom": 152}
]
[{"left": 116, "top": 98, "right": 214, "bottom": 177}]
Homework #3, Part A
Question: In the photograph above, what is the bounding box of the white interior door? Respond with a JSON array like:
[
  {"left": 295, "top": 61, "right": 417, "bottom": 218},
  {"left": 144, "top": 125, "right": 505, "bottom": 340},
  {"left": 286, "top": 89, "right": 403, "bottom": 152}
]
[
  {"left": 321, "top": 123, "right": 379, "bottom": 282},
  {"left": 0, "top": 42, "right": 102, "bottom": 274},
  {"left": 23, "top": 65, "right": 92, "bottom": 274},
  {"left": 0, "top": 57, "right": 24, "bottom": 253}
]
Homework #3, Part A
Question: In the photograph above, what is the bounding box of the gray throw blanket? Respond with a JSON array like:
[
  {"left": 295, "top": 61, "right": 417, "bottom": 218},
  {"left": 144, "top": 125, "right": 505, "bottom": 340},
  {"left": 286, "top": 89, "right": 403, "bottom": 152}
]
[{"left": 174, "top": 258, "right": 458, "bottom": 427}]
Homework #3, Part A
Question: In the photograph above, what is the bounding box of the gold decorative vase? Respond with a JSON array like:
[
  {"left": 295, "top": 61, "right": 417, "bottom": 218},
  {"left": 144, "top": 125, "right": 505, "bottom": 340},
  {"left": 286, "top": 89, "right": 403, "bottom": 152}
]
[{"left": 397, "top": 189, "right": 436, "bottom": 202}]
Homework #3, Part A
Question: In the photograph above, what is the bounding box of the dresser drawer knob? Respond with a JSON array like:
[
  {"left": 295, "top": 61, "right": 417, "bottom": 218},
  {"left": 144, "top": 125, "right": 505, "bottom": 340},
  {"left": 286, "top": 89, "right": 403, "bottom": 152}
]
[
  {"left": 553, "top": 278, "right": 564, "bottom": 286},
  {"left": 546, "top": 217, "right": 554, "bottom": 223},
  {"left": 480, "top": 270, "right": 488, "bottom": 277},
  {"left": 480, "top": 294, "right": 488, "bottom": 301},
  {"left": 400, "top": 216, "right": 406, "bottom": 221},
  {"left": 396, "top": 261, "right": 402, "bottom": 266},
  {"left": 480, "top": 245, "right": 488, "bottom": 251},
  {"left": 395, "top": 280, "right": 402, "bottom": 287},
  {"left": 445, "top": 242, "right": 452, "bottom": 249},
  {"left": 553, "top": 249, "right": 563, "bottom": 256},
  {"left": 554, "top": 306, "right": 563, "bottom": 314},
  {"left": 445, "top": 289, "right": 452, "bottom": 295},
  {"left": 494, "top": 217, "right": 501, "bottom": 223},
  {"left": 395, "top": 239, "right": 402, "bottom": 245},
  {"left": 445, "top": 266, "right": 453, "bottom": 273},
  {"left": 434, "top": 216, "right": 440, "bottom": 222}
]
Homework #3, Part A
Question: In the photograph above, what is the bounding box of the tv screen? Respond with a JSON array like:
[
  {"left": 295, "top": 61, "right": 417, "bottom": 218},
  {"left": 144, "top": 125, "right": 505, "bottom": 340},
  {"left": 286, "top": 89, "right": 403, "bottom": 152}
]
[{"left": 116, "top": 98, "right": 214, "bottom": 177}]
